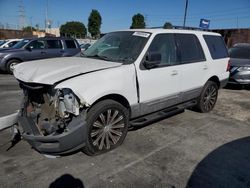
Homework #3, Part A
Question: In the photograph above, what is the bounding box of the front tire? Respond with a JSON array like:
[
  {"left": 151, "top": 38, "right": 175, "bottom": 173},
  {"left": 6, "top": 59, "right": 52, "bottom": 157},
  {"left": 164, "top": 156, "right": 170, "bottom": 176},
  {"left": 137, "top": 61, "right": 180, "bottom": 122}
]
[
  {"left": 6, "top": 59, "right": 21, "bottom": 74},
  {"left": 83, "top": 99, "right": 129, "bottom": 156},
  {"left": 195, "top": 81, "right": 218, "bottom": 113}
]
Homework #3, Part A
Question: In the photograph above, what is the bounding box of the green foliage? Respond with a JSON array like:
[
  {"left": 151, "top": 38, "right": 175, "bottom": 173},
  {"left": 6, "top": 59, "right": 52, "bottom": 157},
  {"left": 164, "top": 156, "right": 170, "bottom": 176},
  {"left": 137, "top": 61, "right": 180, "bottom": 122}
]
[
  {"left": 22, "top": 26, "right": 36, "bottom": 32},
  {"left": 163, "top": 22, "right": 173, "bottom": 29},
  {"left": 130, "top": 13, "right": 145, "bottom": 29},
  {"left": 88, "top": 9, "right": 102, "bottom": 39},
  {"left": 60, "top": 21, "right": 87, "bottom": 38}
]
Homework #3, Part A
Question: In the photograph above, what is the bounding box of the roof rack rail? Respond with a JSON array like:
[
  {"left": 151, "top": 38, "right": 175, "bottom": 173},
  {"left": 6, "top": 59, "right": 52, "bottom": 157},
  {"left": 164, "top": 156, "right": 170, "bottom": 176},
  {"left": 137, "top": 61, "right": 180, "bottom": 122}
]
[{"left": 149, "top": 25, "right": 211, "bottom": 31}]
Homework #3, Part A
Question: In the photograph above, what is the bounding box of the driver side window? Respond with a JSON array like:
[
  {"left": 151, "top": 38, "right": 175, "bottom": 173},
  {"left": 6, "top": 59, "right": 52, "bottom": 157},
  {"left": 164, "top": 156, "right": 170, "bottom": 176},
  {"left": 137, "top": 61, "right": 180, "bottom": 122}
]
[
  {"left": 27, "top": 40, "right": 45, "bottom": 49},
  {"left": 148, "top": 34, "right": 178, "bottom": 66}
]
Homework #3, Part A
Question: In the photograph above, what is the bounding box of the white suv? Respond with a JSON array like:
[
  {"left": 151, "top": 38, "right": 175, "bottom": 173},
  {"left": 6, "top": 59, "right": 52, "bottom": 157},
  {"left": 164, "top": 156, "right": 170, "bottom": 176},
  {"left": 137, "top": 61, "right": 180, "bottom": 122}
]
[{"left": 12, "top": 29, "right": 229, "bottom": 156}]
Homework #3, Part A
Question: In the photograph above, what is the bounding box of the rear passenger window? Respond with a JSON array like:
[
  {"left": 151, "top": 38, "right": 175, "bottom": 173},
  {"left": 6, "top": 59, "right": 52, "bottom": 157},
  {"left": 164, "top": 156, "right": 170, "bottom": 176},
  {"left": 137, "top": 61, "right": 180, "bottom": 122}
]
[
  {"left": 65, "top": 40, "right": 76, "bottom": 48},
  {"left": 47, "top": 40, "right": 62, "bottom": 49},
  {"left": 203, "top": 35, "right": 228, "bottom": 59},
  {"left": 175, "top": 34, "right": 205, "bottom": 63}
]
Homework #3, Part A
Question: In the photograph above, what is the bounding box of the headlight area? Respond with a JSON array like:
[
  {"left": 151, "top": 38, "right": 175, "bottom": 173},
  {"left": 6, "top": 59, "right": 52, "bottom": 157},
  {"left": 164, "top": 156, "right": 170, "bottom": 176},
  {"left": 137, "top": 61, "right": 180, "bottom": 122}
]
[{"left": 18, "top": 81, "right": 87, "bottom": 155}]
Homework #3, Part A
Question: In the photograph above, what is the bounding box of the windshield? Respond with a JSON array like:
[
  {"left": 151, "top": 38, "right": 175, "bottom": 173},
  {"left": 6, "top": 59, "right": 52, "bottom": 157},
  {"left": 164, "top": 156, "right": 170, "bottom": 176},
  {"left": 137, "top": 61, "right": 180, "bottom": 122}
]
[
  {"left": 229, "top": 47, "right": 250, "bottom": 59},
  {"left": 83, "top": 31, "right": 151, "bottom": 64},
  {"left": 12, "top": 39, "right": 31, "bottom": 49},
  {"left": 0, "top": 40, "right": 7, "bottom": 46}
]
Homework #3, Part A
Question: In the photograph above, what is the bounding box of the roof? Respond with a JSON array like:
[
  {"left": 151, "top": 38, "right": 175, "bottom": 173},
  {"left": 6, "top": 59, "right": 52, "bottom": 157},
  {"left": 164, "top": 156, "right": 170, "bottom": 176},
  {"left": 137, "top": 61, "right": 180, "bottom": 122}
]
[
  {"left": 116, "top": 28, "right": 220, "bottom": 36},
  {"left": 233, "top": 43, "right": 250, "bottom": 48}
]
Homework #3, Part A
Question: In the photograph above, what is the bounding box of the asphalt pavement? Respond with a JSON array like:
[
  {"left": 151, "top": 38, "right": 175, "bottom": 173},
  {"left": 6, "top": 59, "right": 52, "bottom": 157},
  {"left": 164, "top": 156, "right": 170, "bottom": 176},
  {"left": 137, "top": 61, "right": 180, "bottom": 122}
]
[{"left": 0, "top": 73, "right": 250, "bottom": 188}]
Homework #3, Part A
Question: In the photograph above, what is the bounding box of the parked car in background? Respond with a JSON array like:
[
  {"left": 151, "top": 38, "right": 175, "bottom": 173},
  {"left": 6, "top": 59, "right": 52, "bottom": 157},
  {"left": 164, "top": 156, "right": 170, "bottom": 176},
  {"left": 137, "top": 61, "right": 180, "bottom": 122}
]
[
  {"left": 0, "top": 37, "right": 80, "bottom": 73},
  {"left": 0, "top": 39, "right": 22, "bottom": 48},
  {"left": 80, "top": 43, "right": 92, "bottom": 52},
  {"left": 228, "top": 43, "right": 250, "bottom": 85},
  {"left": 0, "top": 40, "right": 7, "bottom": 46},
  {"left": 10, "top": 29, "right": 229, "bottom": 156}
]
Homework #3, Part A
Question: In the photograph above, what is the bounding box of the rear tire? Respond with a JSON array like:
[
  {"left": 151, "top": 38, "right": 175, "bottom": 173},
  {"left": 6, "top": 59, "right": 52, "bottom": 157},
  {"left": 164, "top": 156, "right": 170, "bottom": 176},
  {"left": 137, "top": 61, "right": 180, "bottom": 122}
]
[
  {"left": 6, "top": 59, "right": 21, "bottom": 74},
  {"left": 83, "top": 99, "right": 129, "bottom": 156},
  {"left": 195, "top": 81, "right": 218, "bottom": 113}
]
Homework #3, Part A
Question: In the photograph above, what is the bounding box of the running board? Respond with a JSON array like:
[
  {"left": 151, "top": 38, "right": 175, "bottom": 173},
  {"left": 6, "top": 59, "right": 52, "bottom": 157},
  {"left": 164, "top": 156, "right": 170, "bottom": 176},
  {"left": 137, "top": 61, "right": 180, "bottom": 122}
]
[{"left": 130, "top": 100, "right": 196, "bottom": 127}]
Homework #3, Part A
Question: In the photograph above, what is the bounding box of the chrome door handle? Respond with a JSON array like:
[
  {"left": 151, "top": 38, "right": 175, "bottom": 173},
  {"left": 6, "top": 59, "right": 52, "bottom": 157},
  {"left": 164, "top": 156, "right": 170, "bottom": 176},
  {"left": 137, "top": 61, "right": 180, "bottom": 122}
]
[
  {"left": 203, "top": 65, "right": 208, "bottom": 70},
  {"left": 171, "top": 70, "right": 178, "bottom": 76}
]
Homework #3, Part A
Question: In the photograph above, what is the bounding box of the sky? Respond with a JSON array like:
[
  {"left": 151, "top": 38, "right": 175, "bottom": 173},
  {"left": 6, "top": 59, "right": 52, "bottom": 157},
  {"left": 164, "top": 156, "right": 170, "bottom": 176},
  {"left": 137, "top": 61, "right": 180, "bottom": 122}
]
[{"left": 0, "top": 0, "right": 250, "bottom": 33}]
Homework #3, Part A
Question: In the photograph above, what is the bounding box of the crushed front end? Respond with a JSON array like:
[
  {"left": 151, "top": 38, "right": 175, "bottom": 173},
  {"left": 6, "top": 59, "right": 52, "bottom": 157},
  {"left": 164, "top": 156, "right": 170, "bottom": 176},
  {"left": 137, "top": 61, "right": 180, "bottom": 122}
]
[{"left": 17, "top": 81, "right": 87, "bottom": 155}]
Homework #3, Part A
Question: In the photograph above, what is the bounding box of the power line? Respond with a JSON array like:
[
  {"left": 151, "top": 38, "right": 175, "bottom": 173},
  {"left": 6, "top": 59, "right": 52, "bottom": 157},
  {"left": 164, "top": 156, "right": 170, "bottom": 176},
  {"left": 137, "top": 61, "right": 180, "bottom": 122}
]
[{"left": 147, "top": 6, "right": 250, "bottom": 18}]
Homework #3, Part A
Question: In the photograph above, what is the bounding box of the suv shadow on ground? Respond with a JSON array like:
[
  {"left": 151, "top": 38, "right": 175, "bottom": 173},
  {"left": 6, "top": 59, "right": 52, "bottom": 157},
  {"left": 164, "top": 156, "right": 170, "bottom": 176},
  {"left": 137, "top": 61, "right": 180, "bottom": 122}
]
[
  {"left": 186, "top": 136, "right": 250, "bottom": 188},
  {"left": 49, "top": 174, "right": 84, "bottom": 188}
]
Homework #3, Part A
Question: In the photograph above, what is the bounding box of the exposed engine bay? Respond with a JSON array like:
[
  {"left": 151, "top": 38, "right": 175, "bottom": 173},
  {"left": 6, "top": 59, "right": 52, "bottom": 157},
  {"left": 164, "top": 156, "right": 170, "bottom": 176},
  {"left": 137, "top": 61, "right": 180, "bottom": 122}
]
[{"left": 20, "top": 81, "right": 82, "bottom": 136}]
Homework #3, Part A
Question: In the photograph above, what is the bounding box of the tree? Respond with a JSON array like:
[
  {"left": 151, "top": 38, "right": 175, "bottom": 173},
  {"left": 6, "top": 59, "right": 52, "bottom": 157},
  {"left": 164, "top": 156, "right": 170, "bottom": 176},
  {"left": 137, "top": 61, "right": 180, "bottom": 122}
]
[
  {"left": 22, "top": 26, "right": 36, "bottom": 32},
  {"left": 130, "top": 13, "right": 145, "bottom": 29},
  {"left": 163, "top": 22, "right": 173, "bottom": 29},
  {"left": 60, "top": 21, "right": 87, "bottom": 38},
  {"left": 88, "top": 9, "right": 102, "bottom": 39}
]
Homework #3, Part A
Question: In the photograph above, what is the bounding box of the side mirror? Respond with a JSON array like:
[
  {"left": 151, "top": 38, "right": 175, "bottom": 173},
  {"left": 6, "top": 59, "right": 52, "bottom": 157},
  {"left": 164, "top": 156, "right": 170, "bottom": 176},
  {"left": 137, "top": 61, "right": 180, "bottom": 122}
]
[
  {"left": 143, "top": 52, "right": 161, "bottom": 69},
  {"left": 26, "top": 46, "right": 33, "bottom": 51}
]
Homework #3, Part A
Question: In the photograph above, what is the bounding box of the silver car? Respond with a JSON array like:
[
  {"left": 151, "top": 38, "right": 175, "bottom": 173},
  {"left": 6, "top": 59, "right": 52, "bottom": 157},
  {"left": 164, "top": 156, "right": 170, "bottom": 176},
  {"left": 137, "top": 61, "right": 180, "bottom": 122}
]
[{"left": 228, "top": 43, "right": 250, "bottom": 85}]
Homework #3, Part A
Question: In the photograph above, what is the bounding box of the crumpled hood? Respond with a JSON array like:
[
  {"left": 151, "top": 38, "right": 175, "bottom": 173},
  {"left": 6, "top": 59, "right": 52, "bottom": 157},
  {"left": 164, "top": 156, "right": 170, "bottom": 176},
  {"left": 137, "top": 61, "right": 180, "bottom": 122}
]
[{"left": 14, "top": 57, "right": 122, "bottom": 85}]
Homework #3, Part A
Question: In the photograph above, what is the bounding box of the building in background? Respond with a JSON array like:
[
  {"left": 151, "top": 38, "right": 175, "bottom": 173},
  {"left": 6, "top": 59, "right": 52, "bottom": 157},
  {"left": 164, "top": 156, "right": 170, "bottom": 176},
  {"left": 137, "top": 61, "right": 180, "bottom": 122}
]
[
  {"left": 45, "top": 28, "right": 60, "bottom": 37},
  {"left": 213, "top": 28, "right": 250, "bottom": 47}
]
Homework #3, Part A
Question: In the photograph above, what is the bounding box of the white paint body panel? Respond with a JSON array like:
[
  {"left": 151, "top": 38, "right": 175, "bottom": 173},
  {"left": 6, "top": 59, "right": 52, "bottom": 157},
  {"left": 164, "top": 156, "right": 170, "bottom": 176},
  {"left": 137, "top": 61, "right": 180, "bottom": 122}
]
[
  {"left": 14, "top": 57, "right": 122, "bottom": 84},
  {"left": 55, "top": 64, "right": 138, "bottom": 106}
]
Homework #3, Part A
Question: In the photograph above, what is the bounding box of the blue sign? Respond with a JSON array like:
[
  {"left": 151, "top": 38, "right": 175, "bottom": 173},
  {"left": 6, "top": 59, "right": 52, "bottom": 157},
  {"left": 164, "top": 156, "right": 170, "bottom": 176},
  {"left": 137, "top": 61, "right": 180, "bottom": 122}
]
[{"left": 199, "top": 19, "right": 210, "bottom": 29}]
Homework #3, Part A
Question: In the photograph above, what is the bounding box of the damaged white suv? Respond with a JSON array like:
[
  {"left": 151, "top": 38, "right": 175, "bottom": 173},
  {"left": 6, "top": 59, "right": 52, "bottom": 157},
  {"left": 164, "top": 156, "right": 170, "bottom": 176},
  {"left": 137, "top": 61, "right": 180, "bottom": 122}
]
[{"left": 11, "top": 29, "right": 229, "bottom": 156}]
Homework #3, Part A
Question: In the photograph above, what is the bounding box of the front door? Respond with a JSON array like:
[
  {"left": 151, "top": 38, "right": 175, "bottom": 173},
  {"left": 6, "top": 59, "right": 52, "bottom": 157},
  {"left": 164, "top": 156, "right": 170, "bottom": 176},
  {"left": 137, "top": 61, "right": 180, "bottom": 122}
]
[
  {"left": 136, "top": 34, "right": 181, "bottom": 115},
  {"left": 25, "top": 40, "right": 47, "bottom": 61}
]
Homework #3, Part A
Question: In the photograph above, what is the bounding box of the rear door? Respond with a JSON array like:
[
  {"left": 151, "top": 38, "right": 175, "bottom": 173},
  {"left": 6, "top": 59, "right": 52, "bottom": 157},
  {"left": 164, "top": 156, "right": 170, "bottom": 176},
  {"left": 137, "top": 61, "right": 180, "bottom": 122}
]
[
  {"left": 45, "top": 39, "right": 64, "bottom": 58},
  {"left": 174, "top": 33, "right": 207, "bottom": 102}
]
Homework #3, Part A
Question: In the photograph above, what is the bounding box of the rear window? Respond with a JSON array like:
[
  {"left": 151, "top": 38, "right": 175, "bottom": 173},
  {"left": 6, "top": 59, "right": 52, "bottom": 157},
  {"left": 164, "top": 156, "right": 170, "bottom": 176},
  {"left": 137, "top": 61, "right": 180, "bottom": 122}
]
[
  {"left": 229, "top": 47, "right": 250, "bottom": 59},
  {"left": 203, "top": 35, "right": 228, "bottom": 59},
  {"left": 47, "top": 40, "right": 62, "bottom": 49},
  {"left": 175, "top": 34, "right": 205, "bottom": 64},
  {"left": 65, "top": 40, "right": 76, "bottom": 48}
]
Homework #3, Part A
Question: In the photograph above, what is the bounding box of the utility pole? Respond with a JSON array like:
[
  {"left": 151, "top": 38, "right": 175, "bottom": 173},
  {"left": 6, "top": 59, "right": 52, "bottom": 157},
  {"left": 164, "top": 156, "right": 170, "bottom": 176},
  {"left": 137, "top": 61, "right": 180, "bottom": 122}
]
[
  {"left": 183, "top": 0, "right": 188, "bottom": 27},
  {"left": 18, "top": 0, "right": 26, "bottom": 29},
  {"left": 45, "top": 0, "right": 48, "bottom": 31},
  {"left": 144, "top": 14, "right": 148, "bottom": 28}
]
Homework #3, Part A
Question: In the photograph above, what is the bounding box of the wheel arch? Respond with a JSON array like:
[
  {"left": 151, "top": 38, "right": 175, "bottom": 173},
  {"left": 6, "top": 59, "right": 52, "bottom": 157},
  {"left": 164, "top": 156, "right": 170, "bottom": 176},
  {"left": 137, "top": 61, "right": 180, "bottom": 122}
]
[
  {"left": 89, "top": 94, "right": 131, "bottom": 116},
  {"left": 208, "top": 76, "right": 220, "bottom": 88},
  {"left": 5, "top": 58, "right": 23, "bottom": 68}
]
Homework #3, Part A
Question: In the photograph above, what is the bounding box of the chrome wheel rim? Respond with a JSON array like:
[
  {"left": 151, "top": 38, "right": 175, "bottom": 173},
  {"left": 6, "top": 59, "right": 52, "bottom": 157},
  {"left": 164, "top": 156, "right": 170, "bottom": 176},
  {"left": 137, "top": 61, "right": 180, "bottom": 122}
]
[
  {"left": 10, "top": 62, "right": 17, "bottom": 72},
  {"left": 90, "top": 109, "right": 125, "bottom": 150},
  {"left": 203, "top": 85, "right": 217, "bottom": 111}
]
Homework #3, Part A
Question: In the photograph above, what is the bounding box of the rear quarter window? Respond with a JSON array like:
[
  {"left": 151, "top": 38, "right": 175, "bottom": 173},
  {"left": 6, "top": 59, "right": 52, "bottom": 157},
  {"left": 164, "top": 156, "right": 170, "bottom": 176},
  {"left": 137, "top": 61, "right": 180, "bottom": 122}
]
[
  {"left": 203, "top": 35, "right": 228, "bottom": 59},
  {"left": 65, "top": 40, "right": 77, "bottom": 48}
]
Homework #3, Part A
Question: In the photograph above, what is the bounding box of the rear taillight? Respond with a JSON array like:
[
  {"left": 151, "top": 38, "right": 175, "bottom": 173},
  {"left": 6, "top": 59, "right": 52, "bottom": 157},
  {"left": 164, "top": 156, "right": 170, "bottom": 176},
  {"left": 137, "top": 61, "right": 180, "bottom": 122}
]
[{"left": 226, "top": 59, "right": 231, "bottom": 72}]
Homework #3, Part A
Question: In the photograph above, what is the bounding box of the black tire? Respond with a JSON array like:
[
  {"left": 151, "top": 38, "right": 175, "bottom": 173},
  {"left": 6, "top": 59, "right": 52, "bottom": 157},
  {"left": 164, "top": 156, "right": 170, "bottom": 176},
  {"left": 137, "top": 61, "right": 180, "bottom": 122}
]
[
  {"left": 6, "top": 59, "right": 21, "bottom": 74},
  {"left": 83, "top": 99, "right": 129, "bottom": 156},
  {"left": 195, "top": 81, "right": 218, "bottom": 113}
]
